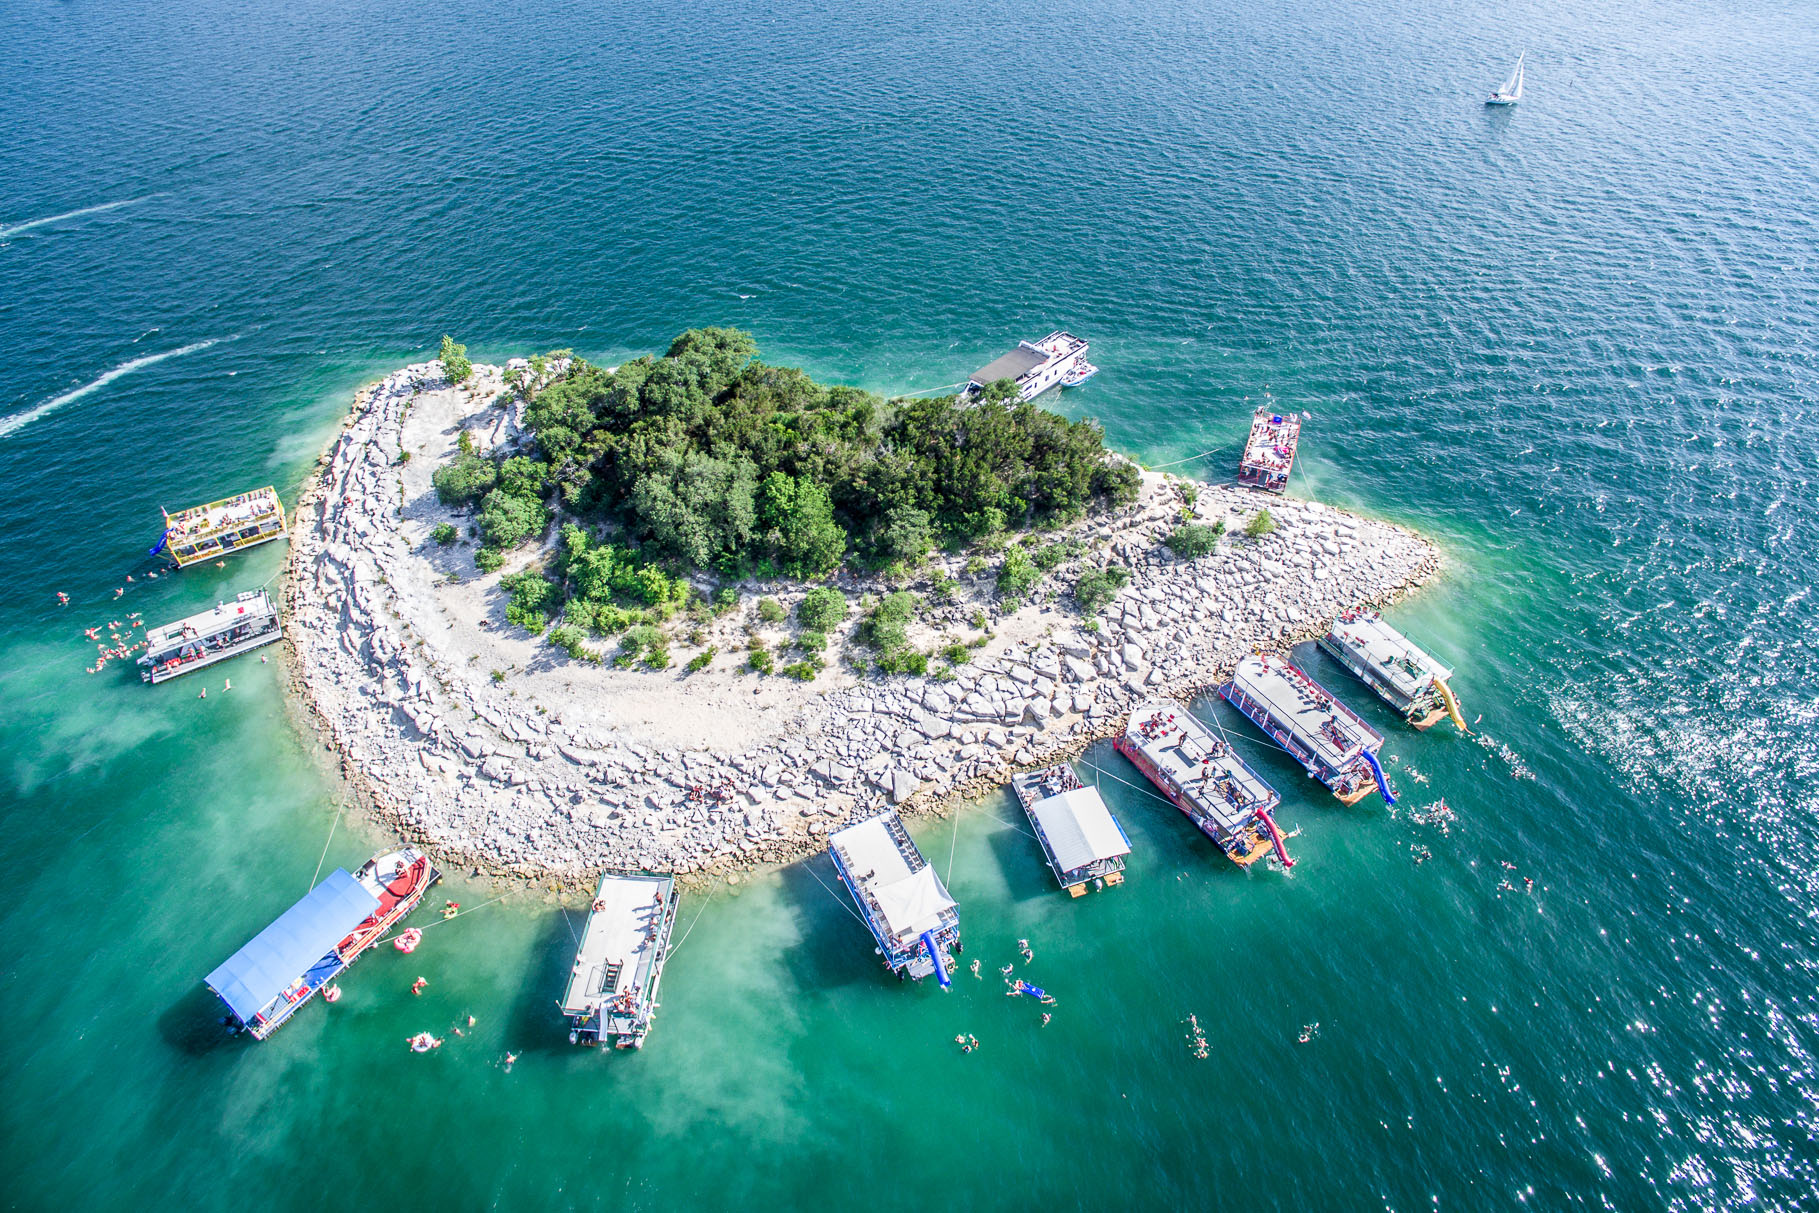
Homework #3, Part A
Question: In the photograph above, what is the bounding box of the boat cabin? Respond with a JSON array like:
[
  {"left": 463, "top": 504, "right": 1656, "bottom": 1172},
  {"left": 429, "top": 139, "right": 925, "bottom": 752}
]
[
  {"left": 966, "top": 331, "right": 1089, "bottom": 401},
  {"left": 1319, "top": 608, "right": 1462, "bottom": 730},
  {"left": 1220, "top": 655, "right": 1391, "bottom": 806},
  {"left": 139, "top": 589, "right": 280, "bottom": 683}
]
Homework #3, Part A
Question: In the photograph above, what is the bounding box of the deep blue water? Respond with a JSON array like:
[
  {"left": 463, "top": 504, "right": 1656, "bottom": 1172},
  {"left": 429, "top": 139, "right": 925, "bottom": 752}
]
[{"left": 3, "top": 0, "right": 1818, "bottom": 1208}]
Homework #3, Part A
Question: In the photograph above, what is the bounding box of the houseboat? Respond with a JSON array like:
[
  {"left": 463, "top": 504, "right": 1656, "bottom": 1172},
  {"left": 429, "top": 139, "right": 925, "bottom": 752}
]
[
  {"left": 138, "top": 589, "right": 280, "bottom": 683},
  {"left": 155, "top": 486, "right": 287, "bottom": 568},
  {"left": 1319, "top": 608, "right": 1467, "bottom": 731},
  {"left": 966, "top": 331, "right": 1090, "bottom": 401},
  {"left": 1115, "top": 700, "right": 1294, "bottom": 868},
  {"left": 205, "top": 847, "right": 438, "bottom": 1040},
  {"left": 827, "top": 812, "right": 961, "bottom": 985},
  {"left": 1219, "top": 655, "right": 1395, "bottom": 806},
  {"left": 1237, "top": 408, "right": 1300, "bottom": 492},
  {"left": 1010, "top": 764, "right": 1131, "bottom": 895},
  {"left": 562, "top": 872, "right": 678, "bottom": 1049}
]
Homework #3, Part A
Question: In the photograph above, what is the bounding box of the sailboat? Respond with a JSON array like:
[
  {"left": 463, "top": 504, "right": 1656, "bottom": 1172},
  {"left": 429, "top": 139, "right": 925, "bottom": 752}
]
[{"left": 1486, "top": 52, "right": 1525, "bottom": 106}]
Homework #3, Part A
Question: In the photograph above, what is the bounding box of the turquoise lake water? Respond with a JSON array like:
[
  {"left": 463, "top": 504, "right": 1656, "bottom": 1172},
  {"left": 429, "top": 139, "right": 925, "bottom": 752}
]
[{"left": 4, "top": 0, "right": 1818, "bottom": 1207}]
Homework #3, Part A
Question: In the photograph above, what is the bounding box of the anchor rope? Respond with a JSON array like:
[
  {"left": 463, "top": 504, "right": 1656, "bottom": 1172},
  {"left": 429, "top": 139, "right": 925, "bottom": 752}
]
[
  {"left": 804, "top": 862, "right": 869, "bottom": 928},
  {"left": 664, "top": 887, "right": 715, "bottom": 958},
  {"left": 308, "top": 799, "right": 348, "bottom": 892},
  {"left": 418, "top": 888, "right": 514, "bottom": 928}
]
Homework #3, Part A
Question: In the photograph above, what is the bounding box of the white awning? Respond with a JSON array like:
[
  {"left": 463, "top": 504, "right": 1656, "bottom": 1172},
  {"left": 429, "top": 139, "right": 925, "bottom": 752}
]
[
  {"left": 873, "top": 866, "right": 956, "bottom": 940},
  {"left": 1031, "top": 787, "right": 1131, "bottom": 873}
]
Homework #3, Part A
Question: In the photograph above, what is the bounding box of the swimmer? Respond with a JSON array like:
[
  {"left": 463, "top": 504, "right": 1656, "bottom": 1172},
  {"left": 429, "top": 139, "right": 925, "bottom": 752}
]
[
  {"left": 56, "top": 592, "right": 70, "bottom": 605},
  {"left": 999, "top": 963, "right": 1014, "bottom": 977},
  {"left": 412, "top": 976, "right": 428, "bottom": 995},
  {"left": 503, "top": 1052, "right": 517, "bottom": 1071},
  {"left": 198, "top": 688, "right": 206, "bottom": 699},
  {"left": 223, "top": 678, "right": 232, "bottom": 691},
  {"left": 114, "top": 588, "right": 124, "bottom": 598},
  {"left": 969, "top": 959, "right": 981, "bottom": 978},
  {"left": 260, "top": 654, "right": 268, "bottom": 663},
  {"left": 1041, "top": 1013, "right": 1051, "bottom": 1026}
]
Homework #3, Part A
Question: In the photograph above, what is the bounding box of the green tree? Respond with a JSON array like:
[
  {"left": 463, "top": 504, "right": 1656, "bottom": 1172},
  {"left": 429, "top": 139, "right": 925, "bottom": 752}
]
[
  {"left": 796, "top": 587, "right": 849, "bottom": 632},
  {"left": 1073, "top": 565, "right": 1129, "bottom": 615},
  {"left": 477, "top": 488, "right": 549, "bottom": 550},
  {"left": 1244, "top": 509, "right": 1277, "bottom": 538},
  {"left": 439, "top": 335, "right": 472, "bottom": 385}
]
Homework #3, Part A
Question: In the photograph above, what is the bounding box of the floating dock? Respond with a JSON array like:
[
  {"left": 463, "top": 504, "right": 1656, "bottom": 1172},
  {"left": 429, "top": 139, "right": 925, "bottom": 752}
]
[
  {"left": 1319, "top": 608, "right": 1466, "bottom": 731},
  {"left": 138, "top": 589, "right": 280, "bottom": 683},
  {"left": 562, "top": 871, "right": 678, "bottom": 1049},
  {"left": 1236, "top": 407, "right": 1299, "bottom": 492},
  {"left": 828, "top": 812, "right": 961, "bottom": 985},
  {"left": 1115, "top": 700, "right": 1292, "bottom": 867},
  {"left": 205, "top": 847, "right": 438, "bottom": 1040},
  {"left": 1220, "top": 655, "right": 1394, "bottom": 806},
  {"left": 1010, "top": 764, "right": 1131, "bottom": 895},
  {"left": 156, "top": 486, "right": 287, "bottom": 568},
  {"left": 966, "top": 331, "right": 1090, "bottom": 401}
]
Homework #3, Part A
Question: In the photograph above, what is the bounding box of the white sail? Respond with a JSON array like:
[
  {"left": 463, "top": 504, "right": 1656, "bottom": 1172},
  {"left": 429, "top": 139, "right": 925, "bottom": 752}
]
[{"left": 1497, "top": 53, "right": 1525, "bottom": 100}]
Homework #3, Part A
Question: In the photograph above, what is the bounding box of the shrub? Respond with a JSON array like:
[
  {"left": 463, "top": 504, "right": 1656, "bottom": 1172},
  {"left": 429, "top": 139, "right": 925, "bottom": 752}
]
[
  {"left": 547, "top": 624, "right": 596, "bottom": 662},
  {"left": 1180, "top": 482, "right": 1199, "bottom": 511},
  {"left": 439, "top": 335, "right": 472, "bottom": 385},
  {"left": 757, "top": 597, "right": 787, "bottom": 624},
  {"left": 1244, "top": 509, "right": 1277, "bottom": 538},
  {"left": 1165, "top": 522, "right": 1223, "bottom": 559},
  {"left": 796, "top": 587, "right": 848, "bottom": 632},
  {"left": 860, "top": 591, "right": 919, "bottom": 651},
  {"left": 926, "top": 571, "right": 957, "bottom": 602},
  {"left": 940, "top": 641, "right": 972, "bottom": 665},
  {"left": 644, "top": 642, "right": 672, "bottom": 669},
  {"left": 996, "top": 546, "right": 1041, "bottom": 601},
  {"left": 1073, "top": 565, "right": 1130, "bottom": 615},
  {"left": 964, "top": 556, "right": 988, "bottom": 576},
  {"left": 489, "top": 669, "right": 506, "bottom": 683},
  {"left": 474, "top": 547, "right": 506, "bottom": 573},
  {"left": 876, "top": 648, "right": 929, "bottom": 676},
  {"left": 432, "top": 452, "right": 497, "bottom": 506},
  {"left": 713, "top": 587, "right": 740, "bottom": 614},
  {"left": 686, "top": 646, "right": 717, "bottom": 673},
  {"left": 796, "top": 629, "right": 827, "bottom": 653},
  {"left": 431, "top": 523, "right": 458, "bottom": 546},
  {"left": 747, "top": 644, "right": 774, "bottom": 674},
  {"left": 500, "top": 570, "right": 559, "bottom": 635},
  {"left": 1032, "top": 539, "right": 1082, "bottom": 571},
  {"left": 477, "top": 488, "right": 549, "bottom": 550},
  {"left": 781, "top": 658, "right": 822, "bottom": 682}
]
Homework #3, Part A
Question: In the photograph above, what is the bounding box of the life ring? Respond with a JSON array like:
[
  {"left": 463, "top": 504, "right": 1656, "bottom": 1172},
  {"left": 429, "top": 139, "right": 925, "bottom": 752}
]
[{"left": 323, "top": 985, "right": 341, "bottom": 1003}]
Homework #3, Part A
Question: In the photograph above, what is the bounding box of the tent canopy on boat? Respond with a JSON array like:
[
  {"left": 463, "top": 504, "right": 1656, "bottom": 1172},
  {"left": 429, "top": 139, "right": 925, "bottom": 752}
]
[
  {"left": 205, "top": 869, "right": 379, "bottom": 1023},
  {"left": 1030, "top": 787, "right": 1131, "bottom": 873},
  {"left": 873, "top": 867, "right": 957, "bottom": 940}
]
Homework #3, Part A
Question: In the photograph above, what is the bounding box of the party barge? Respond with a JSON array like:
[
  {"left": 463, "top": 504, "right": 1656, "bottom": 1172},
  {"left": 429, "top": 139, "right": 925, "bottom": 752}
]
[
  {"left": 828, "top": 812, "right": 961, "bottom": 986},
  {"left": 1010, "top": 764, "right": 1131, "bottom": 895},
  {"left": 1236, "top": 407, "right": 1300, "bottom": 492},
  {"left": 204, "top": 847, "right": 439, "bottom": 1040},
  {"left": 562, "top": 871, "right": 679, "bottom": 1049},
  {"left": 138, "top": 589, "right": 280, "bottom": 683},
  {"left": 1220, "top": 655, "right": 1395, "bottom": 807},
  {"left": 1318, "top": 608, "right": 1467, "bottom": 732},
  {"left": 1116, "top": 700, "right": 1293, "bottom": 868},
  {"left": 154, "top": 486, "right": 287, "bottom": 568}
]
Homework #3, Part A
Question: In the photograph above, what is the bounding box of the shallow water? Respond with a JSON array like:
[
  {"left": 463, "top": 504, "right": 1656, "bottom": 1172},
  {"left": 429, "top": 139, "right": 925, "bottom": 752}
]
[{"left": 3, "top": 0, "right": 1818, "bottom": 1207}]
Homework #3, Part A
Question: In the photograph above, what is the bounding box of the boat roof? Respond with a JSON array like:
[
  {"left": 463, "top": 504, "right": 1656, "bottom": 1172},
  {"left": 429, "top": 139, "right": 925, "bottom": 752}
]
[
  {"left": 205, "top": 869, "right": 379, "bottom": 1023},
  {"left": 1124, "top": 700, "right": 1279, "bottom": 828},
  {"left": 561, "top": 872, "right": 673, "bottom": 1015},
  {"left": 1328, "top": 611, "right": 1453, "bottom": 694},
  {"left": 970, "top": 345, "right": 1048, "bottom": 387},
  {"left": 1231, "top": 656, "right": 1381, "bottom": 768},
  {"left": 829, "top": 814, "right": 954, "bottom": 940},
  {"left": 1029, "top": 786, "right": 1130, "bottom": 872},
  {"left": 145, "top": 590, "right": 275, "bottom": 647},
  {"left": 166, "top": 485, "right": 282, "bottom": 525}
]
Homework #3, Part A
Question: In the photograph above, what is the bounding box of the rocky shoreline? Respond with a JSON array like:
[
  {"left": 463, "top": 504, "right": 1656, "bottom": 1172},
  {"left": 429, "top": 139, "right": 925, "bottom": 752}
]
[{"left": 282, "top": 361, "right": 1443, "bottom": 885}]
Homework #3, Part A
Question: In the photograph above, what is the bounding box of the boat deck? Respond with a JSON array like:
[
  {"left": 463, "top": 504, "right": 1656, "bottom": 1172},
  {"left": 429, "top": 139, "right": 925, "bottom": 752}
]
[
  {"left": 1226, "top": 655, "right": 1381, "bottom": 773},
  {"left": 1238, "top": 408, "right": 1300, "bottom": 490},
  {"left": 1323, "top": 610, "right": 1452, "bottom": 701},
  {"left": 1121, "top": 702, "right": 1280, "bottom": 833},
  {"left": 162, "top": 486, "right": 286, "bottom": 566},
  {"left": 562, "top": 873, "right": 674, "bottom": 1021}
]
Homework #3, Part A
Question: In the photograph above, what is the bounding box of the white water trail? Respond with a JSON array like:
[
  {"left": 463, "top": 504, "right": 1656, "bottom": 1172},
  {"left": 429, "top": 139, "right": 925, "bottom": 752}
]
[
  {"left": 0, "top": 340, "right": 219, "bottom": 439},
  {"left": 0, "top": 197, "right": 151, "bottom": 241}
]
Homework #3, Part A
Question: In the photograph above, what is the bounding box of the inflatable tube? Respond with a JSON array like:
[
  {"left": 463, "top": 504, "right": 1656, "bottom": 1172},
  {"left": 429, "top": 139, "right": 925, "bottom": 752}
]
[
  {"left": 1254, "top": 808, "right": 1296, "bottom": 868},
  {"left": 921, "top": 931, "right": 951, "bottom": 989},
  {"left": 1360, "top": 750, "right": 1396, "bottom": 807},
  {"left": 1434, "top": 677, "right": 1469, "bottom": 734}
]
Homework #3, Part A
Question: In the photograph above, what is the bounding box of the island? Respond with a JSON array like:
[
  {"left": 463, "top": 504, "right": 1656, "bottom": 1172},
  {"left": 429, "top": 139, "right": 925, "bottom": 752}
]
[{"left": 282, "top": 331, "right": 1440, "bottom": 883}]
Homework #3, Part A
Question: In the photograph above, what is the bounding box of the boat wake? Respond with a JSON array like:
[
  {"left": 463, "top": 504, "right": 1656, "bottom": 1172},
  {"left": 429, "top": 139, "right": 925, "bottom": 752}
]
[
  {"left": 0, "top": 340, "right": 219, "bottom": 439},
  {"left": 0, "top": 196, "right": 152, "bottom": 242}
]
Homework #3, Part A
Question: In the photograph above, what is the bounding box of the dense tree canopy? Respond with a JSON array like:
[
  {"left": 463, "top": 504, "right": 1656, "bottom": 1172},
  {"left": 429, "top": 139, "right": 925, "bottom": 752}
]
[{"left": 515, "top": 327, "right": 1140, "bottom": 576}]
